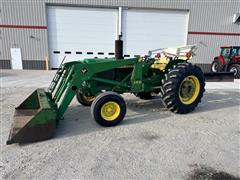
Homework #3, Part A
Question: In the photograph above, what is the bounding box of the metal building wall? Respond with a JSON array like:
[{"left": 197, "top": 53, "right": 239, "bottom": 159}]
[{"left": 0, "top": 0, "right": 239, "bottom": 70}]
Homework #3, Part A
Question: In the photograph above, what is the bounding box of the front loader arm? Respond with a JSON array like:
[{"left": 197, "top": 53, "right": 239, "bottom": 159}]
[{"left": 55, "top": 58, "right": 137, "bottom": 120}]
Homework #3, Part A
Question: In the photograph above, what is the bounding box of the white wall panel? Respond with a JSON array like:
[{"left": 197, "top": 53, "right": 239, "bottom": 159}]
[
  {"left": 47, "top": 6, "right": 118, "bottom": 68},
  {"left": 122, "top": 9, "right": 189, "bottom": 57}
]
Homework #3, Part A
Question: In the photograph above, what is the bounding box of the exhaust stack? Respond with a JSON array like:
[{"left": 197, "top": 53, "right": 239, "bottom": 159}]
[{"left": 115, "top": 39, "right": 123, "bottom": 59}]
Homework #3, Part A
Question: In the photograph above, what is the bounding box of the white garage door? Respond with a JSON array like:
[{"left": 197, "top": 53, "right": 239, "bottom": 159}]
[
  {"left": 122, "top": 9, "right": 189, "bottom": 57},
  {"left": 47, "top": 6, "right": 118, "bottom": 68}
]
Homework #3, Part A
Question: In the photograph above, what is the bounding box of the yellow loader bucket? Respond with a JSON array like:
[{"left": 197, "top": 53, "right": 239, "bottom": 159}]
[{"left": 7, "top": 89, "right": 57, "bottom": 145}]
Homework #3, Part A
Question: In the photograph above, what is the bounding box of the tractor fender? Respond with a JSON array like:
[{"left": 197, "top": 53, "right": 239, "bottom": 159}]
[
  {"left": 165, "top": 59, "right": 185, "bottom": 71},
  {"left": 214, "top": 56, "right": 225, "bottom": 65}
]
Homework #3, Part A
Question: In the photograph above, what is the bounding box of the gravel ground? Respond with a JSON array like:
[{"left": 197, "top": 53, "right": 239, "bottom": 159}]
[{"left": 0, "top": 70, "right": 240, "bottom": 179}]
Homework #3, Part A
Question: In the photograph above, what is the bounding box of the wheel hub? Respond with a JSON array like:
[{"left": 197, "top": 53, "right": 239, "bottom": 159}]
[
  {"left": 230, "top": 67, "right": 237, "bottom": 75},
  {"left": 179, "top": 75, "right": 200, "bottom": 105},
  {"left": 212, "top": 62, "right": 218, "bottom": 72},
  {"left": 100, "top": 101, "right": 120, "bottom": 121},
  {"left": 83, "top": 94, "right": 95, "bottom": 102}
]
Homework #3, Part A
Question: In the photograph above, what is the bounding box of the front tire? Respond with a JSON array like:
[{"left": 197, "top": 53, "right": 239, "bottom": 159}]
[
  {"left": 91, "top": 92, "right": 126, "bottom": 127},
  {"left": 228, "top": 64, "right": 240, "bottom": 79},
  {"left": 211, "top": 59, "right": 223, "bottom": 72},
  {"left": 160, "top": 63, "right": 205, "bottom": 114}
]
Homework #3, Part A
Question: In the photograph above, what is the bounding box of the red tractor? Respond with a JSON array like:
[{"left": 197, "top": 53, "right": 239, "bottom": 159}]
[{"left": 211, "top": 46, "right": 240, "bottom": 78}]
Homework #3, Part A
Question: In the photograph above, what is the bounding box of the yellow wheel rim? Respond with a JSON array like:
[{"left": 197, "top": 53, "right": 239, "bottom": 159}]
[
  {"left": 82, "top": 94, "right": 95, "bottom": 102},
  {"left": 179, "top": 75, "right": 200, "bottom": 105},
  {"left": 100, "top": 101, "right": 121, "bottom": 121}
]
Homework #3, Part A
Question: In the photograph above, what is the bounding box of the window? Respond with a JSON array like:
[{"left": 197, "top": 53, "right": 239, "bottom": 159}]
[
  {"left": 231, "top": 48, "right": 240, "bottom": 56},
  {"left": 221, "top": 48, "right": 231, "bottom": 57}
]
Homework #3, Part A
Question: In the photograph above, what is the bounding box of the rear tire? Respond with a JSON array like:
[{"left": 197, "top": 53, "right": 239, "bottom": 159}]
[
  {"left": 228, "top": 64, "right": 240, "bottom": 79},
  {"left": 160, "top": 63, "right": 205, "bottom": 114},
  {"left": 91, "top": 92, "right": 126, "bottom": 127},
  {"left": 76, "top": 91, "right": 95, "bottom": 106},
  {"left": 211, "top": 59, "right": 223, "bottom": 72}
]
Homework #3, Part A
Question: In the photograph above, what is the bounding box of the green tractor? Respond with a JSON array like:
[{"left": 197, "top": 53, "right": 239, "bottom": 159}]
[{"left": 7, "top": 45, "right": 205, "bottom": 144}]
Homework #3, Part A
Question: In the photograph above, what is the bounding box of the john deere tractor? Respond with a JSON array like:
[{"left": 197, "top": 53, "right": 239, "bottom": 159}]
[{"left": 7, "top": 45, "right": 205, "bottom": 144}]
